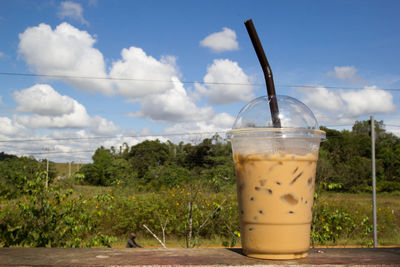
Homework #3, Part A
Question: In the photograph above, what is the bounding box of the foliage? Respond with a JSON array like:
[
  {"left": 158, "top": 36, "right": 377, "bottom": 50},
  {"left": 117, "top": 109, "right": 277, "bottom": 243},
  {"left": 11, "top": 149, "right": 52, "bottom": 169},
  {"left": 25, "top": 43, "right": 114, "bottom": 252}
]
[
  {"left": 0, "top": 155, "right": 56, "bottom": 199},
  {"left": 318, "top": 120, "right": 400, "bottom": 192},
  {"left": 1, "top": 120, "right": 400, "bottom": 247},
  {"left": 79, "top": 136, "right": 235, "bottom": 193},
  {"left": 0, "top": 172, "right": 115, "bottom": 247},
  {"left": 89, "top": 184, "right": 239, "bottom": 247}
]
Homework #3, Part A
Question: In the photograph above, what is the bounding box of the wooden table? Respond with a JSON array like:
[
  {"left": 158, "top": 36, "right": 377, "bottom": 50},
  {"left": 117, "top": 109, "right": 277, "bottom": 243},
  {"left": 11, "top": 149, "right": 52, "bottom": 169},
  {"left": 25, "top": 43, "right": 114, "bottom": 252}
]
[{"left": 1, "top": 247, "right": 399, "bottom": 266}]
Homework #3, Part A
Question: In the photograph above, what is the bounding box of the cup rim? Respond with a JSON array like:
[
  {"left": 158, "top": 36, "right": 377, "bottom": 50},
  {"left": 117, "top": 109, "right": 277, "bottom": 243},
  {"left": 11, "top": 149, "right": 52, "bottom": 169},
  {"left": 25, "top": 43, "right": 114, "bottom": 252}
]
[{"left": 228, "top": 128, "right": 326, "bottom": 139}]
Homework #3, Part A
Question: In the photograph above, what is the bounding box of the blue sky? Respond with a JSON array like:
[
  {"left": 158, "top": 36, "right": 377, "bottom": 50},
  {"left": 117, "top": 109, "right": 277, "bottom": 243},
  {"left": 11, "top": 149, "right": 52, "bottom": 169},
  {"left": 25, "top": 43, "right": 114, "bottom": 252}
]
[{"left": 0, "top": 0, "right": 399, "bottom": 162}]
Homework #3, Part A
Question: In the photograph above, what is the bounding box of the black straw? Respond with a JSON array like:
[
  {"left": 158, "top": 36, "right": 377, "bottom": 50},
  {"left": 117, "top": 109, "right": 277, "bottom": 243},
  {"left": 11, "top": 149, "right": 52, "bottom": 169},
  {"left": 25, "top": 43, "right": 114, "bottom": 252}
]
[{"left": 244, "top": 19, "right": 281, "bottom": 128}]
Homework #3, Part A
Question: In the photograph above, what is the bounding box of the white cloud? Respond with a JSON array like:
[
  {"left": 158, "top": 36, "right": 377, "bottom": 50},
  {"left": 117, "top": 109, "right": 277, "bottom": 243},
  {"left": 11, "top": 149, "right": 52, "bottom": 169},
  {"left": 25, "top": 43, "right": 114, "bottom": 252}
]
[
  {"left": 195, "top": 59, "right": 254, "bottom": 104},
  {"left": 200, "top": 27, "right": 239, "bottom": 53},
  {"left": 340, "top": 86, "right": 396, "bottom": 117},
  {"left": 28, "top": 130, "right": 106, "bottom": 162},
  {"left": 111, "top": 47, "right": 217, "bottom": 124},
  {"left": 0, "top": 51, "right": 4, "bottom": 58},
  {"left": 210, "top": 112, "right": 236, "bottom": 129},
  {"left": 89, "top": 116, "right": 120, "bottom": 136},
  {"left": 328, "top": 66, "right": 363, "bottom": 83},
  {"left": 13, "top": 84, "right": 118, "bottom": 135},
  {"left": 0, "top": 117, "right": 28, "bottom": 137},
  {"left": 163, "top": 112, "right": 235, "bottom": 142},
  {"left": 134, "top": 77, "right": 214, "bottom": 122},
  {"left": 0, "top": 117, "right": 36, "bottom": 158},
  {"left": 110, "top": 46, "right": 179, "bottom": 99},
  {"left": 383, "top": 117, "right": 400, "bottom": 137},
  {"left": 14, "top": 84, "right": 75, "bottom": 116},
  {"left": 164, "top": 113, "right": 235, "bottom": 134},
  {"left": 14, "top": 100, "right": 90, "bottom": 129},
  {"left": 18, "top": 23, "right": 113, "bottom": 95},
  {"left": 301, "top": 85, "right": 396, "bottom": 124},
  {"left": 58, "top": 1, "right": 89, "bottom": 26},
  {"left": 301, "top": 86, "right": 344, "bottom": 112}
]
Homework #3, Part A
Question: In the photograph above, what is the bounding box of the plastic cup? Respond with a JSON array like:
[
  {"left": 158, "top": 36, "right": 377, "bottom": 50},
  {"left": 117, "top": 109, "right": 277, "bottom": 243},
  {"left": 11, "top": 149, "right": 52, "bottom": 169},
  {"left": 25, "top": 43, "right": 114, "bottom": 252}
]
[{"left": 229, "top": 95, "right": 325, "bottom": 260}]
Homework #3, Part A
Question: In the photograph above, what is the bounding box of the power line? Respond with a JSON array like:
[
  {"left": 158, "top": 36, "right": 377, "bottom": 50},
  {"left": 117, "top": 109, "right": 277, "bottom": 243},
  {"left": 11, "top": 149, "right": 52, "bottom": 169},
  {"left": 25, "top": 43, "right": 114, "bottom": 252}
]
[
  {"left": 0, "top": 71, "right": 258, "bottom": 87},
  {"left": 1, "top": 71, "right": 400, "bottom": 91},
  {"left": 22, "top": 150, "right": 94, "bottom": 155},
  {"left": 322, "top": 124, "right": 354, "bottom": 127},
  {"left": 279, "top": 85, "right": 400, "bottom": 91},
  {"left": 0, "top": 131, "right": 228, "bottom": 143},
  {"left": 384, "top": 124, "right": 400, "bottom": 128}
]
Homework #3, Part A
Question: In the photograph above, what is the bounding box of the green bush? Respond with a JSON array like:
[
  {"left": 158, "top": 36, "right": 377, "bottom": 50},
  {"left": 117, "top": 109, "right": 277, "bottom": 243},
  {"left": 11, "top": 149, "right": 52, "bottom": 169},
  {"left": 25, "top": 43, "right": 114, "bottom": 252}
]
[{"left": 0, "top": 172, "right": 115, "bottom": 247}]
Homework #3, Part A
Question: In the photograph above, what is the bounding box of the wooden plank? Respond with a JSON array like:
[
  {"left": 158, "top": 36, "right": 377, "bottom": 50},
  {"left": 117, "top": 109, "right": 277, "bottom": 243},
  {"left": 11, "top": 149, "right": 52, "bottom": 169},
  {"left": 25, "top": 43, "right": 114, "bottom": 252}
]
[{"left": 0, "top": 248, "right": 399, "bottom": 266}]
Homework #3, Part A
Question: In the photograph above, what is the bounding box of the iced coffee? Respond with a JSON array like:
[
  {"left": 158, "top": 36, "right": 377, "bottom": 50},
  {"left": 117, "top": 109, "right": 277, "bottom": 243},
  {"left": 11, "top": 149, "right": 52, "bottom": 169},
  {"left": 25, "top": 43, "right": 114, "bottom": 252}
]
[
  {"left": 234, "top": 151, "right": 318, "bottom": 259},
  {"left": 229, "top": 95, "right": 325, "bottom": 259}
]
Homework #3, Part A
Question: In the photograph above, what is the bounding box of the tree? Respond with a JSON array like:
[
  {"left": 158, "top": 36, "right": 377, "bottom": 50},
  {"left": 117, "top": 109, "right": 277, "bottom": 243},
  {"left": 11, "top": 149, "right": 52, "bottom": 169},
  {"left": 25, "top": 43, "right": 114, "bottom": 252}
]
[
  {"left": 143, "top": 164, "right": 191, "bottom": 189},
  {"left": 81, "top": 147, "right": 115, "bottom": 186},
  {"left": 0, "top": 156, "right": 56, "bottom": 199},
  {"left": 127, "top": 140, "right": 170, "bottom": 178},
  {"left": 0, "top": 152, "right": 17, "bottom": 161}
]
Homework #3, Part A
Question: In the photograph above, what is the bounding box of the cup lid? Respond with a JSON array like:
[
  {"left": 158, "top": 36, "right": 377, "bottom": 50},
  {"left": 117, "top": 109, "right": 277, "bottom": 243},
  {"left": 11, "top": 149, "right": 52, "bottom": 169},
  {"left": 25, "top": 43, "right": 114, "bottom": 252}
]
[
  {"left": 230, "top": 95, "right": 325, "bottom": 140},
  {"left": 232, "top": 95, "right": 320, "bottom": 130}
]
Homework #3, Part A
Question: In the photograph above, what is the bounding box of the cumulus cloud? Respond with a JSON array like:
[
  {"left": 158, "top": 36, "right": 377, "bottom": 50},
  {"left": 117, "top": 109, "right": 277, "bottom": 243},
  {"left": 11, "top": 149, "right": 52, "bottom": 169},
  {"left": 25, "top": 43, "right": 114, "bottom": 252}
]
[
  {"left": 89, "top": 116, "right": 120, "bottom": 136},
  {"left": 301, "top": 86, "right": 344, "bottom": 113},
  {"left": 132, "top": 77, "right": 214, "bottom": 122},
  {"left": 383, "top": 117, "right": 400, "bottom": 137},
  {"left": 13, "top": 84, "right": 118, "bottom": 135},
  {"left": 0, "top": 117, "right": 35, "bottom": 157},
  {"left": 111, "top": 47, "right": 218, "bottom": 124},
  {"left": 58, "top": 1, "right": 89, "bottom": 26},
  {"left": 301, "top": 85, "right": 396, "bottom": 124},
  {"left": 14, "top": 84, "right": 75, "bottom": 116},
  {"left": 0, "top": 117, "right": 28, "bottom": 137},
  {"left": 18, "top": 23, "right": 113, "bottom": 95},
  {"left": 195, "top": 59, "right": 254, "bottom": 104},
  {"left": 200, "top": 27, "right": 239, "bottom": 53},
  {"left": 328, "top": 66, "right": 364, "bottom": 83},
  {"left": 163, "top": 112, "right": 235, "bottom": 142},
  {"left": 14, "top": 101, "right": 90, "bottom": 129},
  {"left": 210, "top": 112, "right": 236, "bottom": 129},
  {"left": 110, "top": 46, "right": 179, "bottom": 99},
  {"left": 340, "top": 86, "right": 396, "bottom": 117}
]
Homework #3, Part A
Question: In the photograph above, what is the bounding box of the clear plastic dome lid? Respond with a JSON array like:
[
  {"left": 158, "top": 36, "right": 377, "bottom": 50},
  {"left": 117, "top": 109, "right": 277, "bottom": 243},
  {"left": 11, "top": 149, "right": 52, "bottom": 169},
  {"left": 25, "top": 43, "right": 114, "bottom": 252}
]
[{"left": 232, "top": 95, "right": 320, "bottom": 130}]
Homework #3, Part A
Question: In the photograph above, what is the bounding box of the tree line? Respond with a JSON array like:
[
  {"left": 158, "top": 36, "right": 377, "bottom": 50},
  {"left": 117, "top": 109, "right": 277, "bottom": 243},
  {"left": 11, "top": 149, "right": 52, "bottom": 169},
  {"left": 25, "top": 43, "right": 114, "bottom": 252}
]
[
  {"left": 79, "top": 119, "right": 400, "bottom": 193},
  {"left": 79, "top": 134, "right": 235, "bottom": 192},
  {"left": 1, "top": 119, "right": 400, "bottom": 196}
]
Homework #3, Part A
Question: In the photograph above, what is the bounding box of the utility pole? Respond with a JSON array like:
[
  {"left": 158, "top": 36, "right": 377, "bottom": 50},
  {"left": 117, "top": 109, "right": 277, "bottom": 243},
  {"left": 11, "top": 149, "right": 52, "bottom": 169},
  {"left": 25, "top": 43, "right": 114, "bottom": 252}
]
[
  {"left": 370, "top": 115, "right": 378, "bottom": 247},
  {"left": 45, "top": 147, "right": 49, "bottom": 189}
]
